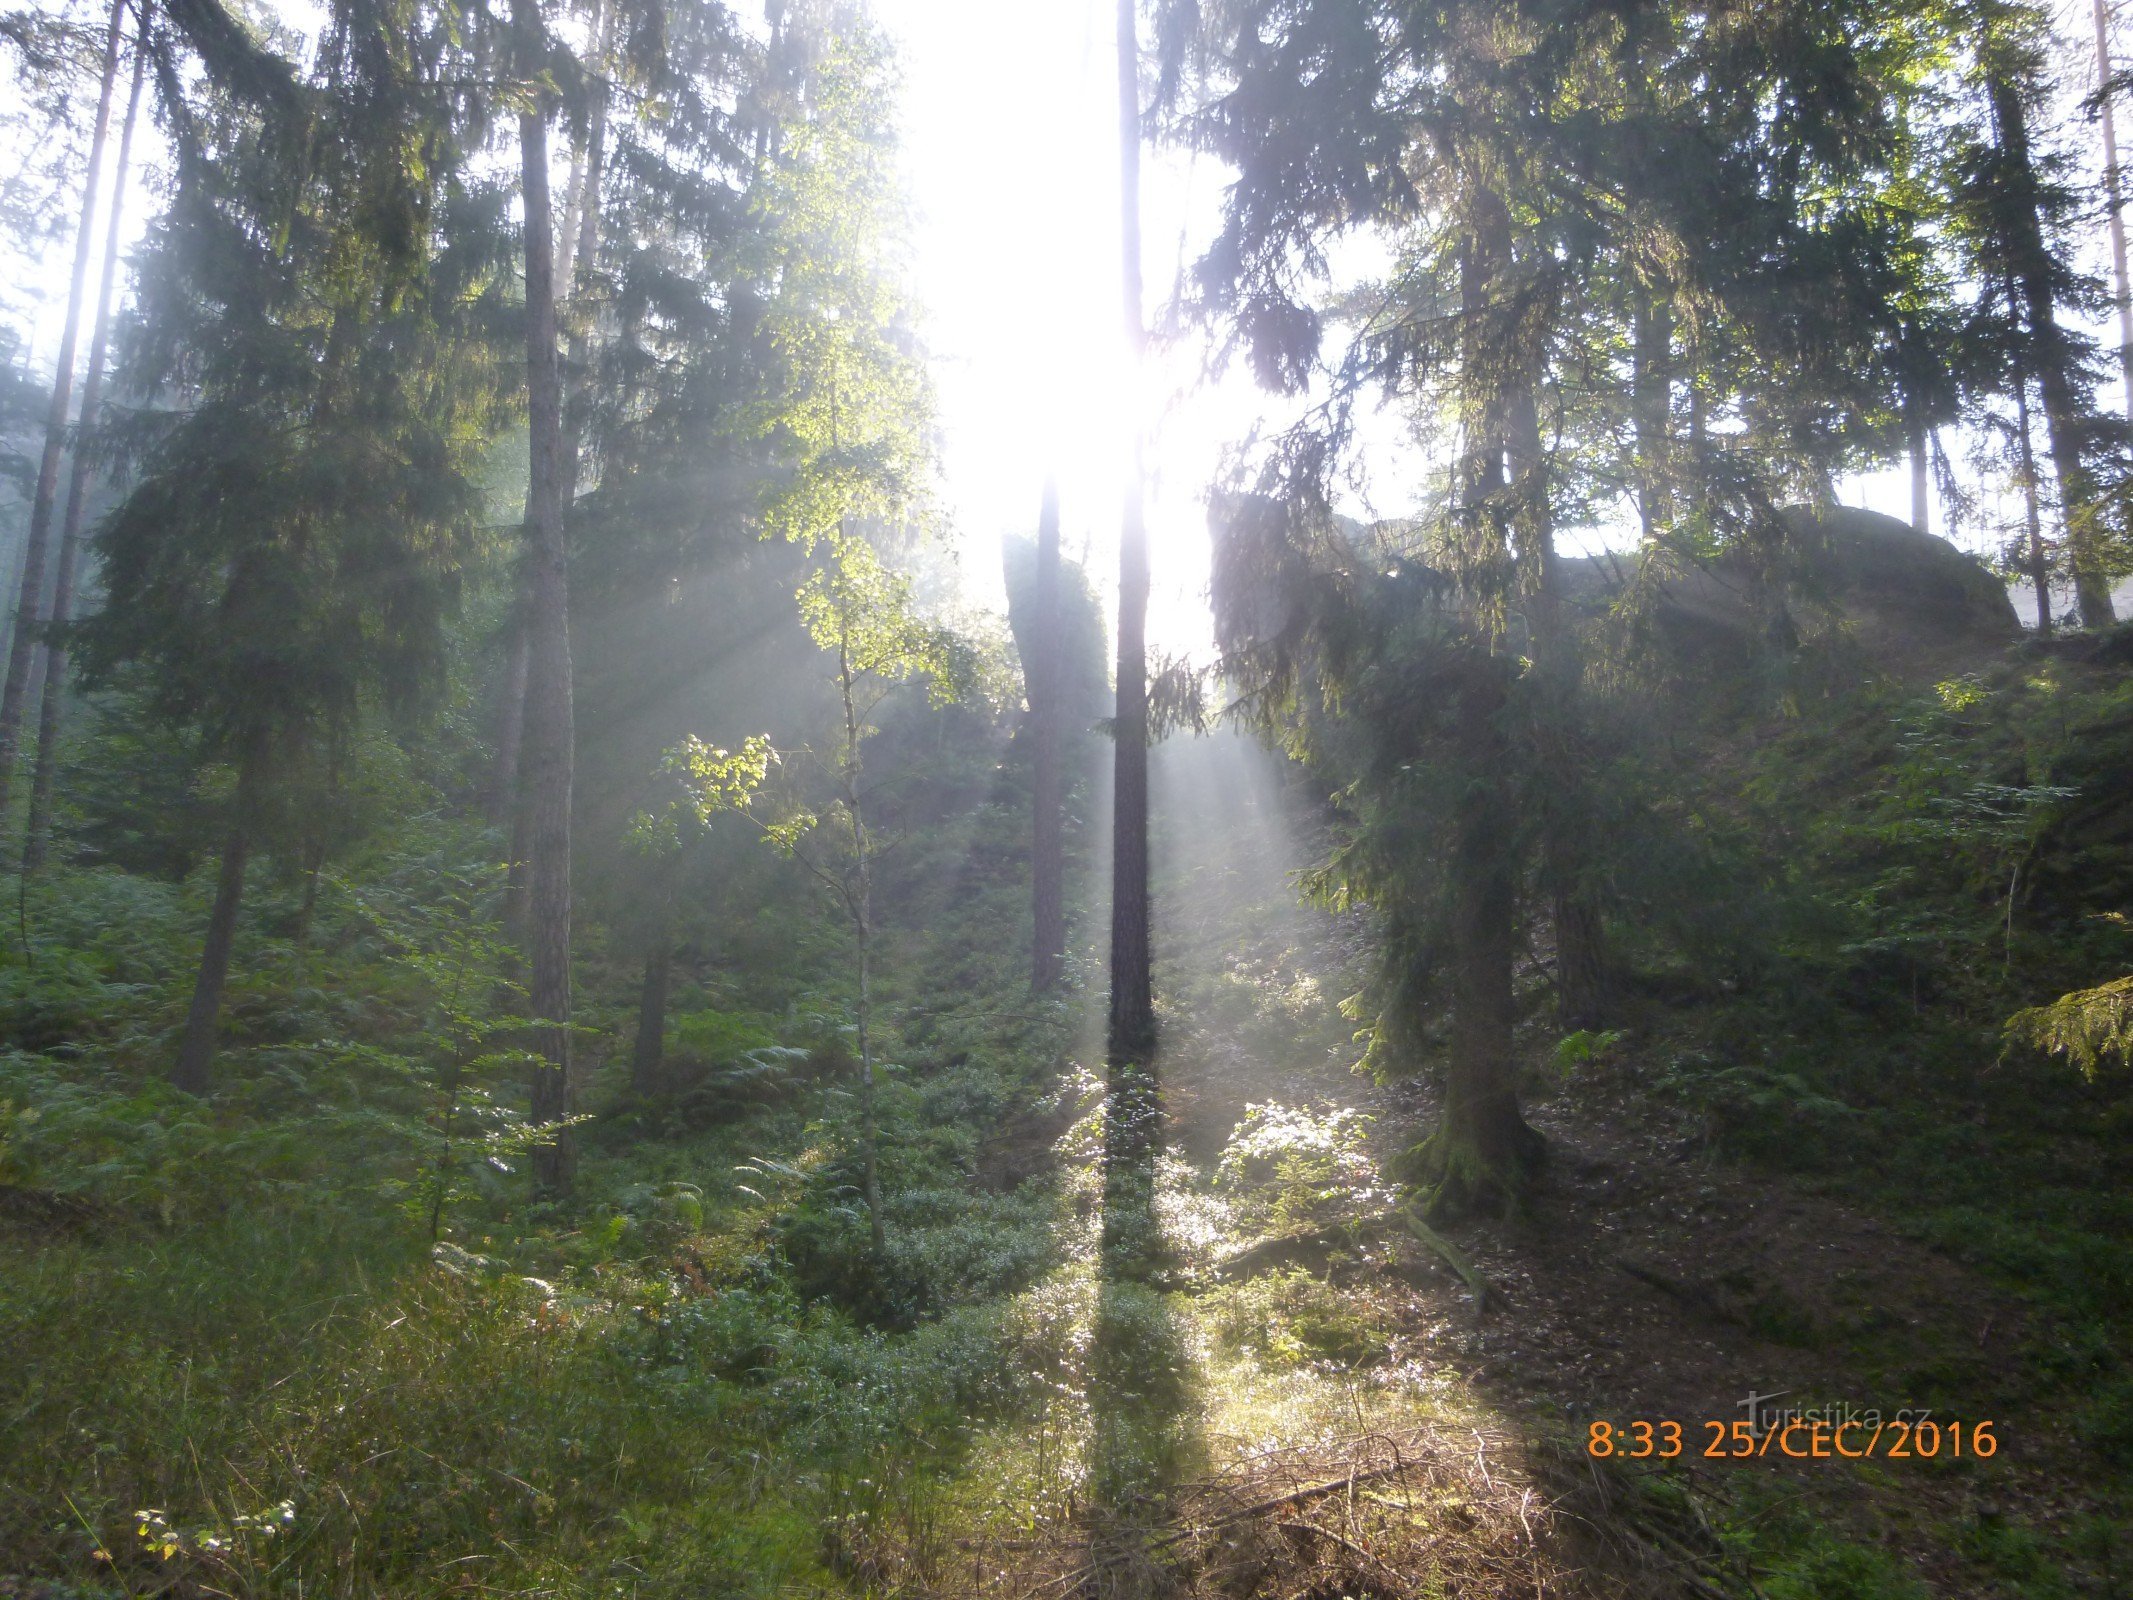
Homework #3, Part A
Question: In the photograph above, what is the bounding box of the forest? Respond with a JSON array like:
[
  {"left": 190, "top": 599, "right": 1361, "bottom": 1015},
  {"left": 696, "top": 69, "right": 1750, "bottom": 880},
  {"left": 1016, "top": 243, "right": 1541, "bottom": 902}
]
[{"left": 1, "top": 0, "right": 2132, "bottom": 1591}]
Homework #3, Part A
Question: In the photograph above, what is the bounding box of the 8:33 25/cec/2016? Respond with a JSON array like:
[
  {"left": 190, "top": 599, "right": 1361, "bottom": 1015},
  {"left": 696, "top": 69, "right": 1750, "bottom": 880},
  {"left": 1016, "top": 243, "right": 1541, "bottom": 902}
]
[{"left": 1585, "top": 1418, "right": 1998, "bottom": 1461}]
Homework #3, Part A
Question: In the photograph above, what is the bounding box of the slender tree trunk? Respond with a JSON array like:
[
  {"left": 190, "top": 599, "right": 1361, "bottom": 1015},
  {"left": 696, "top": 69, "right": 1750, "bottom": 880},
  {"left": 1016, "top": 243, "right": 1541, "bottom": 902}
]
[
  {"left": 558, "top": 0, "right": 612, "bottom": 296},
  {"left": 2095, "top": 0, "right": 2133, "bottom": 421},
  {"left": 1903, "top": 336, "right": 1932, "bottom": 537},
  {"left": 2009, "top": 283, "right": 2055, "bottom": 633},
  {"left": 1509, "top": 376, "right": 1608, "bottom": 1030},
  {"left": 1630, "top": 287, "right": 1671, "bottom": 539},
  {"left": 1108, "top": 0, "right": 1154, "bottom": 1075},
  {"left": 26, "top": 21, "right": 146, "bottom": 873},
  {"left": 840, "top": 641, "right": 885, "bottom": 1252},
  {"left": 630, "top": 917, "right": 670, "bottom": 1097},
  {"left": 173, "top": 760, "right": 257, "bottom": 1095},
  {"left": 1687, "top": 367, "right": 1708, "bottom": 509},
  {"left": 560, "top": 0, "right": 612, "bottom": 490},
  {"left": 1030, "top": 477, "right": 1066, "bottom": 992},
  {"left": 0, "top": 0, "right": 127, "bottom": 819},
  {"left": 0, "top": 536, "right": 24, "bottom": 671},
  {"left": 498, "top": 0, "right": 607, "bottom": 854},
  {"left": 293, "top": 831, "right": 325, "bottom": 955},
  {"left": 1990, "top": 72, "right": 2118, "bottom": 627},
  {"left": 490, "top": 607, "right": 529, "bottom": 830},
  {"left": 1909, "top": 423, "right": 1930, "bottom": 536},
  {"left": 515, "top": 6, "right": 578, "bottom": 1195}
]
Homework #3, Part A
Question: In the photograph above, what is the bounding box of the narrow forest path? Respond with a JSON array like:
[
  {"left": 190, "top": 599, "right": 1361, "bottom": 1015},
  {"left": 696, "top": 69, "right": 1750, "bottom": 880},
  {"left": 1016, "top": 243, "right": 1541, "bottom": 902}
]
[{"left": 938, "top": 728, "right": 2095, "bottom": 1599}]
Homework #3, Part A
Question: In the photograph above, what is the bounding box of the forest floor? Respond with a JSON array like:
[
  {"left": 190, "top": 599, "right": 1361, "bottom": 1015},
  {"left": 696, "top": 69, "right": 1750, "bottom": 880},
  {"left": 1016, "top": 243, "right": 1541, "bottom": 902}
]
[
  {"left": 937, "top": 729, "right": 2114, "bottom": 1600},
  {"left": 4, "top": 671, "right": 2124, "bottom": 1599}
]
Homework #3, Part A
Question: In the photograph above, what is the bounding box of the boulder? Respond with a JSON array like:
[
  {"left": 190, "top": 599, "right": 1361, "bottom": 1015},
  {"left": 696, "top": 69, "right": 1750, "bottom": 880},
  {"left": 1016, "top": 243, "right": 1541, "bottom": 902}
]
[{"left": 1559, "top": 505, "right": 2018, "bottom": 684}]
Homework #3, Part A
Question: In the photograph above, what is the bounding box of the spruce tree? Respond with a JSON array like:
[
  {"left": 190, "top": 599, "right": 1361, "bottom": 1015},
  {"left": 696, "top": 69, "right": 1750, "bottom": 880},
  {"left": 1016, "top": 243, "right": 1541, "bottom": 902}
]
[{"left": 77, "top": 0, "right": 508, "bottom": 1091}]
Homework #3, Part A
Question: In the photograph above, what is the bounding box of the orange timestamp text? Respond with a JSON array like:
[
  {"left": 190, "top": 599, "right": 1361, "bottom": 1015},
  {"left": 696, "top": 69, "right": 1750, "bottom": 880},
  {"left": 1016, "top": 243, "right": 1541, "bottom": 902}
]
[{"left": 1585, "top": 1417, "right": 1999, "bottom": 1461}]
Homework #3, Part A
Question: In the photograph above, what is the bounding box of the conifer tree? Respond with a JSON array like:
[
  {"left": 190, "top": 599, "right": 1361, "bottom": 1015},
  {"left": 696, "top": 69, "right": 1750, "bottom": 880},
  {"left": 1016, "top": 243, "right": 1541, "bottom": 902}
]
[
  {"left": 77, "top": 0, "right": 507, "bottom": 1091},
  {"left": 1951, "top": 1, "right": 2125, "bottom": 626}
]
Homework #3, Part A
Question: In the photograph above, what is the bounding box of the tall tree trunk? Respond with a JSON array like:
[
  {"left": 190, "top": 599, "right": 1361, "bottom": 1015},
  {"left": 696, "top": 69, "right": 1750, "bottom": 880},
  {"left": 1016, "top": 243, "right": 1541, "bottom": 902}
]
[
  {"left": 630, "top": 917, "right": 670, "bottom": 1097},
  {"left": 490, "top": 606, "right": 529, "bottom": 830},
  {"left": 1630, "top": 286, "right": 1671, "bottom": 539},
  {"left": 0, "top": 0, "right": 127, "bottom": 819},
  {"left": 839, "top": 638, "right": 885, "bottom": 1252},
  {"left": 557, "top": 0, "right": 612, "bottom": 298},
  {"left": 1412, "top": 182, "right": 1544, "bottom": 1216},
  {"left": 1909, "top": 423, "right": 1931, "bottom": 536},
  {"left": 1421, "top": 649, "right": 1544, "bottom": 1216},
  {"left": 25, "top": 18, "right": 146, "bottom": 873},
  {"left": 2095, "top": 0, "right": 2133, "bottom": 421},
  {"left": 1509, "top": 375, "right": 1608, "bottom": 1031},
  {"left": 497, "top": 0, "right": 607, "bottom": 852},
  {"left": 1990, "top": 72, "right": 2118, "bottom": 627},
  {"left": 559, "top": 0, "right": 612, "bottom": 493},
  {"left": 1030, "top": 477, "right": 1066, "bottom": 992},
  {"left": 2009, "top": 278, "right": 2055, "bottom": 633},
  {"left": 515, "top": 3, "right": 578, "bottom": 1196},
  {"left": 173, "top": 759, "right": 257, "bottom": 1095},
  {"left": 1107, "top": 0, "right": 1154, "bottom": 1073},
  {"left": 1903, "top": 331, "right": 1932, "bottom": 537}
]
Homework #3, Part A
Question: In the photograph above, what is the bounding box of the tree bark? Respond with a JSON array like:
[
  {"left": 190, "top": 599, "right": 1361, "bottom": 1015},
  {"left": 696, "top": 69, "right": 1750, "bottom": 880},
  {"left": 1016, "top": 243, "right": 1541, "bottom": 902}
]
[
  {"left": 1990, "top": 72, "right": 2118, "bottom": 627},
  {"left": 1108, "top": 0, "right": 1154, "bottom": 1073},
  {"left": 1409, "top": 182, "right": 1544, "bottom": 1215},
  {"left": 559, "top": 0, "right": 612, "bottom": 491},
  {"left": 1903, "top": 332, "right": 1931, "bottom": 537},
  {"left": 173, "top": 762, "right": 256, "bottom": 1095},
  {"left": 1030, "top": 477, "right": 1066, "bottom": 992},
  {"left": 490, "top": 591, "right": 530, "bottom": 832},
  {"left": 2010, "top": 281, "right": 2055, "bottom": 634},
  {"left": 498, "top": 0, "right": 607, "bottom": 853},
  {"left": 1909, "top": 425, "right": 1930, "bottom": 537},
  {"left": 0, "top": 0, "right": 127, "bottom": 819},
  {"left": 2094, "top": 0, "right": 2133, "bottom": 421},
  {"left": 25, "top": 18, "right": 146, "bottom": 873},
  {"left": 516, "top": 2, "right": 578, "bottom": 1196},
  {"left": 838, "top": 635, "right": 885, "bottom": 1252},
  {"left": 1630, "top": 287, "right": 1671, "bottom": 539},
  {"left": 630, "top": 920, "right": 670, "bottom": 1097},
  {"left": 1419, "top": 650, "right": 1543, "bottom": 1215},
  {"left": 1508, "top": 376, "right": 1609, "bottom": 1031}
]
